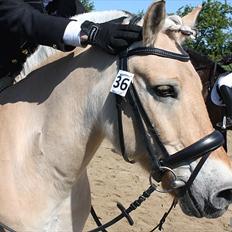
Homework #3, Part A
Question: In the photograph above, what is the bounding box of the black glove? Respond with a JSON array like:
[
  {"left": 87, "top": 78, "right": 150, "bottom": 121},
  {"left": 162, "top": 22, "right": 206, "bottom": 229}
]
[{"left": 80, "top": 19, "right": 142, "bottom": 54}]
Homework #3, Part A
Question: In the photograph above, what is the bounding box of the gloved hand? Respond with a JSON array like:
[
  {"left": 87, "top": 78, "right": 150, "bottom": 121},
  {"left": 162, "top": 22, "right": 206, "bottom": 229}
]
[{"left": 80, "top": 19, "right": 142, "bottom": 54}]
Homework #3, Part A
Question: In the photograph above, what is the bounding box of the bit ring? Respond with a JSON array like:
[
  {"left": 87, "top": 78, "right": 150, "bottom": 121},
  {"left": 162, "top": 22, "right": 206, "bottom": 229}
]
[{"left": 149, "top": 166, "right": 177, "bottom": 193}]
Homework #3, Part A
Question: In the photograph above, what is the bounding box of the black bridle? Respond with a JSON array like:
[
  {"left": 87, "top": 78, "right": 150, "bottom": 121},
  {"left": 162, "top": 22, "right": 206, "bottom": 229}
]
[
  {"left": 116, "top": 47, "right": 224, "bottom": 184},
  {"left": 89, "top": 46, "right": 224, "bottom": 232}
]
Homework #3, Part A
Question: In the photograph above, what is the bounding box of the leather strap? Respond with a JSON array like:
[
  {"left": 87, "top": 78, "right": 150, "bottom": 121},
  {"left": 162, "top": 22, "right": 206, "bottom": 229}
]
[{"left": 122, "top": 47, "right": 190, "bottom": 62}]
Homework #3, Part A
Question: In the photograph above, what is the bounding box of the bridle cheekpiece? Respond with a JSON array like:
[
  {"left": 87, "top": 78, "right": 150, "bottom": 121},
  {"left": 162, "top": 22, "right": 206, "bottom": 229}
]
[{"left": 116, "top": 46, "right": 224, "bottom": 189}]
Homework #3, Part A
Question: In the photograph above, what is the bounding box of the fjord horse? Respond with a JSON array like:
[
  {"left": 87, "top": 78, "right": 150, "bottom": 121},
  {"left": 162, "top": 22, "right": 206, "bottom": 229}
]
[{"left": 0, "top": 1, "right": 232, "bottom": 231}]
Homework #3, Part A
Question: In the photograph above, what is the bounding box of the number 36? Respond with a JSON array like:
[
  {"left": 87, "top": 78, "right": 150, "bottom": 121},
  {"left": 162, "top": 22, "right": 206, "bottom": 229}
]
[{"left": 113, "top": 75, "right": 130, "bottom": 91}]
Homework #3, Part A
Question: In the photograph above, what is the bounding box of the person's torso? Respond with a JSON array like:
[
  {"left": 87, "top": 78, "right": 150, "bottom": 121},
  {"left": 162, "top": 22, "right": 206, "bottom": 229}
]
[{"left": 0, "top": 0, "right": 85, "bottom": 77}]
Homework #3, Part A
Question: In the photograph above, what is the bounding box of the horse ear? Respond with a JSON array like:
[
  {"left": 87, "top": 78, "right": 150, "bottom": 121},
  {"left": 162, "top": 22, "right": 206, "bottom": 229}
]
[
  {"left": 174, "top": 5, "right": 202, "bottom": 45},
  {"left": 143, "top": 0, "right": 166, "bottom": 46},
  {"left": 181, "top": 5, "right": 202, "bottom": 28}
]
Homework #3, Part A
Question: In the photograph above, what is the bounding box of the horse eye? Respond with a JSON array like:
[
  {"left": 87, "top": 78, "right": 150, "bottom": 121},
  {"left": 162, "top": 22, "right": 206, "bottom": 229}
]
[{"left": 153, "top": 85, "right": 177, "bottom": 98}]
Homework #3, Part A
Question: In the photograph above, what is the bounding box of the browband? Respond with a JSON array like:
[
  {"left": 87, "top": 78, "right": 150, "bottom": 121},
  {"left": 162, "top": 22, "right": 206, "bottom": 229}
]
[{"left": 120, "top": 47, "right": 190, "bottom": 62}]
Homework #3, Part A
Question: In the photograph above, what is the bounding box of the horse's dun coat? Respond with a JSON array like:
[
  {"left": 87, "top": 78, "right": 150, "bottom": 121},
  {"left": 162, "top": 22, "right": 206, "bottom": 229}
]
[{"left": 0, "top": 1, "right": 232, "bottom": 231}]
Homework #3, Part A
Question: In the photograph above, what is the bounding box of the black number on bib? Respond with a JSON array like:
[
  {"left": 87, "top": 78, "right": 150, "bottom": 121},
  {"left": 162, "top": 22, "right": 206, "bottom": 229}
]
[
  {"left": 113, "top": 75, "right": 122, "bottom": 89},
  {"left": 120, "top": 78, "right": 130, "bottom": 90},
  {"left": 113, "top": 75, "right": 130, "bottom": 91}
]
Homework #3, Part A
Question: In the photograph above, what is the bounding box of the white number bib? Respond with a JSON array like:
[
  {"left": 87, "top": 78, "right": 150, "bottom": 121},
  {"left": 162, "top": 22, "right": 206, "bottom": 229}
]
[{"left": 110, "top": 70, "right": 134, "bottom": 97}]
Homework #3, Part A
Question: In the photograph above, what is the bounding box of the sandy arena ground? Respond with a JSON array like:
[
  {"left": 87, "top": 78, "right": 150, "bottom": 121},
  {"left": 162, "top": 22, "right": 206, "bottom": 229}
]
[{"left": 84, "top": 133, "right": 232, "bottom": 232}]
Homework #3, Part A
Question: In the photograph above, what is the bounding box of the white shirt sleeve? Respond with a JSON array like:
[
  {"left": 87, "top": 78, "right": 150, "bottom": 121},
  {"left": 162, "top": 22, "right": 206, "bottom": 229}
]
[{"left": 63, "top": 20, "right": 82, "bottom": 47}]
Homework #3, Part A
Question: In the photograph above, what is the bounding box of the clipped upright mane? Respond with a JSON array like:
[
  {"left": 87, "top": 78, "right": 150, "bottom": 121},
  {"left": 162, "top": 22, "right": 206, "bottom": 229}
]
[{"left": 18, "top": 10, "right": 133, "bottom": 81}]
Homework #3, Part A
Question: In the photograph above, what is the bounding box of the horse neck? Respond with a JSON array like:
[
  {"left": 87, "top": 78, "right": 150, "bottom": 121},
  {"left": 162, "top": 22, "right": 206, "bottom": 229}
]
[
  {"left": 80, "top": 53, "right": 119, "bottom": 136},
  {"left": 48, "top": 49, "right": 120, "bottom": 166}
]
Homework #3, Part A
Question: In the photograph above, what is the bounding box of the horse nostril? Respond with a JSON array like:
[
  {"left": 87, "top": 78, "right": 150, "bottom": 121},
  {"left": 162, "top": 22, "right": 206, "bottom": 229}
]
[
  {"left": 210, "top": 188, "right": 232, "bottom": 210},
  {"left": 217, "top": 189, "right": 232, "bottom": 202}
]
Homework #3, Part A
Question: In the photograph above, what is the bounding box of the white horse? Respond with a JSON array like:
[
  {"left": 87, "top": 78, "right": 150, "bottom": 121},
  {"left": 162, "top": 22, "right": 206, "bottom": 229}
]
[{"left": 0, "top": 1, "right": 232, "bottom": 231}]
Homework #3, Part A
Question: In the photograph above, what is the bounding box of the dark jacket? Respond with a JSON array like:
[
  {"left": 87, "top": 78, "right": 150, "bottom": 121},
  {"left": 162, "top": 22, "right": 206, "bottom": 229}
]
[{"left": 0, "top": 0, "right": 85, "bottom": 77}]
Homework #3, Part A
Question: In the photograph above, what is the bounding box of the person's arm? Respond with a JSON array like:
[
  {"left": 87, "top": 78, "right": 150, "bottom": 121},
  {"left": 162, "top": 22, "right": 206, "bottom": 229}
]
[
  {"left": 0, "top": 0, "right": 71, "bottom": 47},
  {"left": 0, "top": 0, "right": 142, "bottom": 54}
]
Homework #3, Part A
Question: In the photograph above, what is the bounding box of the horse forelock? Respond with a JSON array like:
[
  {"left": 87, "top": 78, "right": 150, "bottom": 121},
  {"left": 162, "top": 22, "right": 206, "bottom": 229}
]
[{"left": 163, "top": 15, "right": 196, "bottom": 39}]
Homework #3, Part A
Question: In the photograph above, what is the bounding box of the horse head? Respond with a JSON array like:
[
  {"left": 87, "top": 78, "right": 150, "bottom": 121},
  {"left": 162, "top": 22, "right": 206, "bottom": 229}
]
[
  {"left": 103, "top": 0, "right": 232, "bottom": 219},
  {"left": 1, "top": 1, "right": 232, "bottom": 231}
]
